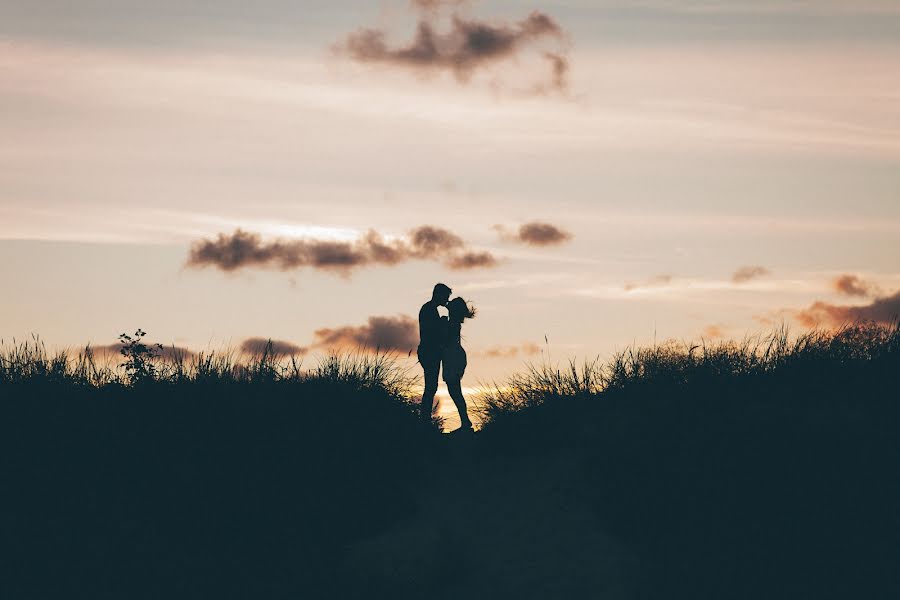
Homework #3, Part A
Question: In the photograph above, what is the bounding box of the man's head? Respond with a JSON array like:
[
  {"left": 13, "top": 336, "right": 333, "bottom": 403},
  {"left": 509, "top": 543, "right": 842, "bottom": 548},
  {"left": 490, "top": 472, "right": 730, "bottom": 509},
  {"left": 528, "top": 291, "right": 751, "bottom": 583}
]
[{"left": 432, "top": 283, "right": 452, "bottom": 306}]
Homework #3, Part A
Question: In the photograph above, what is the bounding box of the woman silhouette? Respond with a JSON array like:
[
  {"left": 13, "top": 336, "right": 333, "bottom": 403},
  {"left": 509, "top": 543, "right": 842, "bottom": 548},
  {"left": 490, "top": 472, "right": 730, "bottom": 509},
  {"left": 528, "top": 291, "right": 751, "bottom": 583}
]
[{"left": 442, "top": 297, "right": 476, "bottom": 432}]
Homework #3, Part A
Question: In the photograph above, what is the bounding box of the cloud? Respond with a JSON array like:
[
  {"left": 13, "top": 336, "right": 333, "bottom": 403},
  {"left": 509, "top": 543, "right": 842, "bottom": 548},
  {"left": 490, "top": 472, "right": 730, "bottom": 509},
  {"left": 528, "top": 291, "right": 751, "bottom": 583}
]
[
  {"left": 334, "top": 4, "right": 570, "bottom": 92},
  {"left": 795, "top": 289, "right": 900, "bottom": 327},
  {"left": 240, "top": 337, "right": 308, "bottom": 356},
  {"left": 732, "top": 265, "right": 770, "bottom": 283},
  {"left": 407, "top": 225, "right": 465, "bottom": 257},
  {"left": 187, "top": 229, "right": 376, "bottom": 273},
  {"left": 831, "top": 274, "right": 877, "bottom": 297},
  {"left": 495, "top": 221, "right": 573, "bottom": 246},
  {"left": 482, "top": 342, "right": 542, "bottom": 358},
  {"left": 701, "top": 325, "right": 726, "bottom": 339},
  {"left": 543, "top": 52, "right": 569, "bottom": 91},
  {"left": 313, "top": 315, "right": 419, "bottom": 353},
  {"left": 753, "top": 314, "right": 776, "bottom": 327},
  {"left": 624, "top": 274, "right": 672, "bottom": 292},
  {"left": 483, "top": 346, "right": 519, "bottom": 358},
  {"left": 411, "top": 0, "right": 467, "bottom": 12},
  {"left": 186, "top": 226, "right": 497, "bottom": 275},
  {"left": 752, "top": 308, "right": 797, "bottom": 328},
  {"left": 521, "top": 342, "right": 542, "bottom": 356},
  {"left": 446, "top": 250, "right": 498, "bottom": 270}
]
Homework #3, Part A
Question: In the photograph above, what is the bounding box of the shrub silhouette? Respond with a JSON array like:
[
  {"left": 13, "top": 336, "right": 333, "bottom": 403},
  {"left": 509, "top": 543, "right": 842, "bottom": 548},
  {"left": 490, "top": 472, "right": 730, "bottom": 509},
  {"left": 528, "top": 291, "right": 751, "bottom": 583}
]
[{"left": 117, "top": 328, "right": 164, "bottom": 384}]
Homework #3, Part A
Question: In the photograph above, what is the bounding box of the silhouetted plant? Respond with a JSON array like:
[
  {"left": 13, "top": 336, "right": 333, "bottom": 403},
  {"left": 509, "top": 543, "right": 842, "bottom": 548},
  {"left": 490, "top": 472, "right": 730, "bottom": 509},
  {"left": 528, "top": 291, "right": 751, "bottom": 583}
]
[{"left": 118, "top": 329, "right": 163, "bottom": 384}]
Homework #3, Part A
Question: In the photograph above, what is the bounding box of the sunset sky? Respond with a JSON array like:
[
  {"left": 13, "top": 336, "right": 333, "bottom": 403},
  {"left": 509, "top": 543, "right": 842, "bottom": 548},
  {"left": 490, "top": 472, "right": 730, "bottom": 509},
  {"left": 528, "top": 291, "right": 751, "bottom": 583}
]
[{"left": 2, "top": 1, "right": 899, "bottom": 401}]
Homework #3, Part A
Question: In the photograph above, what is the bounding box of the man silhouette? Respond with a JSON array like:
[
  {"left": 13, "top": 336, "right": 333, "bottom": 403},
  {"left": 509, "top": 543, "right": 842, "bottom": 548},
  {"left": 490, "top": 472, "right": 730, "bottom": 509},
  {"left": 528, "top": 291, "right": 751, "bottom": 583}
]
[{"left": 418, "top": 283, "right": 452, "bottom": 422}]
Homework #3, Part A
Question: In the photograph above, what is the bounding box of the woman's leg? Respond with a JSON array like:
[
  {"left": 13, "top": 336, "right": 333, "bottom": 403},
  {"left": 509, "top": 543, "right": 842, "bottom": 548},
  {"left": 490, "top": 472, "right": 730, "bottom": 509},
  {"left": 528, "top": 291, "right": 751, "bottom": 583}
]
[{"left": 446, "top": 378, "right": 473, "bottom": 429}]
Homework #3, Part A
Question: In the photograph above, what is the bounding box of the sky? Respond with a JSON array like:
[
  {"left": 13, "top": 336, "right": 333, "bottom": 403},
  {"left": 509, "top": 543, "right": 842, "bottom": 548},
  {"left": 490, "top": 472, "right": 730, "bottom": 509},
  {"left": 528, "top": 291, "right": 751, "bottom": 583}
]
[{"left": 2, "top": 1, "right": 899, "bottom": 413}]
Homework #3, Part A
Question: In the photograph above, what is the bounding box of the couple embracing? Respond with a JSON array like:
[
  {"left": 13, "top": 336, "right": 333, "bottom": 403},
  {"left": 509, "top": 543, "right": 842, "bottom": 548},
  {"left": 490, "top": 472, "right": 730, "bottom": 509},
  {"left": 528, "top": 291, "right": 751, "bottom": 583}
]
[{"left": 417, "top": 283, "right": 476, "bottom": 432}]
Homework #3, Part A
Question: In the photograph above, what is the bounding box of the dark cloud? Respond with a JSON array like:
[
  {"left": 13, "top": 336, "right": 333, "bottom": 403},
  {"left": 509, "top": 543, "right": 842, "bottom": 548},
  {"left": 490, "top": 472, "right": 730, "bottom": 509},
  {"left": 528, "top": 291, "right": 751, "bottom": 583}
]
[
  {"left": 186, "top": 229, "right": 374, "bottom": 273},
  {"left": 732, "top": 265, "right": 770, "bottom": 283},
  {"left": 446, "top": 250, "right": 498, "bottom": 270},
  {"left": 796, "top": 290, "right": 900, "bottom": 327},
  {"left": 624, "top": 274, "right": 672, "bottom": 292},
  {"left": 335, "top": 5, "right": 570, "bottom": 92},
  {"left": 357, "top": 230, "right": 409, "bottom": 266},
  {"left": 498, "top": 221, "right": 573, "bottom": 246},
  {"left": 313, "top": 315, "right": 419, "bottom": 353},
  {"left": 832, "top": 274, "right": 877, "bottom": 297},
  {"left": 407, "top": 225, "right": 465, "bottom": 257},
  {"left": 240, "top": 337, "right": 308, "bottom": 356},
  {"left": 186, "top": 226, "right": 497, "bottom": 275}
]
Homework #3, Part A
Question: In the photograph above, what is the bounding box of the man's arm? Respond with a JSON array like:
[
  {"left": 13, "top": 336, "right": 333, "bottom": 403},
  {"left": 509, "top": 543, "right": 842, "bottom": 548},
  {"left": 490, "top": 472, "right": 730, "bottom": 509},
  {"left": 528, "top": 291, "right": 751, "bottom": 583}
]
[{"left": 418, "top": 303, "right": 441, "bottom": 345}]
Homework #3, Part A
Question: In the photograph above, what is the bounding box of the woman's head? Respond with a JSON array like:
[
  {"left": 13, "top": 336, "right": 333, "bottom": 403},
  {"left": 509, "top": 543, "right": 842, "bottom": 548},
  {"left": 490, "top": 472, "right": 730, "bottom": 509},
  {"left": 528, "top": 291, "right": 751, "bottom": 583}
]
[{"left": 448, "top": 297, "right": 476, "bottom": 323}]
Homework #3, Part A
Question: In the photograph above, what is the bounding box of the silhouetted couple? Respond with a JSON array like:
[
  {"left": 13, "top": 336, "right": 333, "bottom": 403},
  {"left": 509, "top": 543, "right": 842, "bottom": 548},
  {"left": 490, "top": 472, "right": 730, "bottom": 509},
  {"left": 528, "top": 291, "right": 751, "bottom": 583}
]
[{"left": 418, "top": 283, "right": 476, "bottom": 432}]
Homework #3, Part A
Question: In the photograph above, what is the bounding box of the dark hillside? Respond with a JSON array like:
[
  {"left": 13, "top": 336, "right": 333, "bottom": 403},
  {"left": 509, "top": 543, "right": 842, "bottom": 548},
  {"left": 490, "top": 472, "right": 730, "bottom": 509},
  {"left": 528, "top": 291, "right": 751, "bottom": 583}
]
[
  {"left": 1, "top": 347, "right": 436, "bottom": 599},
  {"left": 477, "top": 323, "right": 900, "bottom": 599},
  {"left": 2, "top": 324, "right": 898, "bottom": 599}
]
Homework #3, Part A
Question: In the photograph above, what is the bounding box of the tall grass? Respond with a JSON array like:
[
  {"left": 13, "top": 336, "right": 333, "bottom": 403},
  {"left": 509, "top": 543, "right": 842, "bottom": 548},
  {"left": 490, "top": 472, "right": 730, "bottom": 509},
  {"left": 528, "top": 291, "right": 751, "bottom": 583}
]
[
  {"left": 474, "top": 321, "right": 900, "bottom": 599},
  {"left": 0, "top": 335, "right": 416, "bottom": 398},
  {"left": 0, "top": 336, "right": 115, "bottom": 386},
  {"left": 476, "top": 322, "right": 900, "bottom": 428},
  {"left": 1, "top": 335, "right": 431, "bottom": 599}
]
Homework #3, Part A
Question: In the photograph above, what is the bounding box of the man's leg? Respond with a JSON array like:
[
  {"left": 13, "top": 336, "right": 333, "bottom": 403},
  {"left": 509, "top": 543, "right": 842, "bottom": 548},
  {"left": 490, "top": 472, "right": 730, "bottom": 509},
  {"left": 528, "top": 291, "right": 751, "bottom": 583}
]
[{"left": 420, "top": 356, "right": 440, "bottom": 422}]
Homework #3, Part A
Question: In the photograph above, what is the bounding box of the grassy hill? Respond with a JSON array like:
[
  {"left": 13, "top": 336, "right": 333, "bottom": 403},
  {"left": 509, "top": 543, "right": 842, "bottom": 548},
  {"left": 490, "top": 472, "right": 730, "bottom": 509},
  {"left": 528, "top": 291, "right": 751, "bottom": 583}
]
[
  {"left": 2, "top": 323, "right": 898, "bottom": 599},
  {"left": 474, "top": 323, "right": 900, "bottom": 599}
]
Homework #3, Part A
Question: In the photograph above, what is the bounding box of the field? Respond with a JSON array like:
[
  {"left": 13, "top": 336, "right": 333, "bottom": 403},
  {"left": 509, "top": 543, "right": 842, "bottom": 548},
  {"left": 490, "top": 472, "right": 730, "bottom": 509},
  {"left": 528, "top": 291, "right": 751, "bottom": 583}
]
[{"left": 2, "top": 323, "right": 898, "bottom": 599}]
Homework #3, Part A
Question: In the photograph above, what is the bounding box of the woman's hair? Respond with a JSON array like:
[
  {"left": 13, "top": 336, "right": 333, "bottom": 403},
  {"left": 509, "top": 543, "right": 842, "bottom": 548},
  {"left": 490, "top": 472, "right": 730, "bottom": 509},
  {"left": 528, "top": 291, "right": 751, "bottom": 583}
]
[{"left": 447, "top": 297, "right": 476, "bottom": 322}]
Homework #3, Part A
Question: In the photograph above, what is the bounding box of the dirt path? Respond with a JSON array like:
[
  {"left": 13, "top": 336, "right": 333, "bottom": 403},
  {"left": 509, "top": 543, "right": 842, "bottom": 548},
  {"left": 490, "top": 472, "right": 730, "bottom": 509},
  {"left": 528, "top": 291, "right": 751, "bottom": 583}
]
[{"left": 345, "top": 437, "right": 635, "bottom": 598}]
